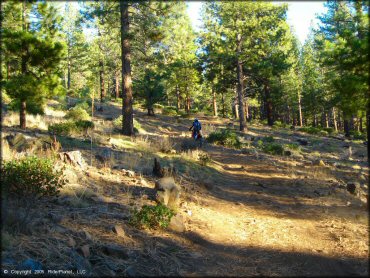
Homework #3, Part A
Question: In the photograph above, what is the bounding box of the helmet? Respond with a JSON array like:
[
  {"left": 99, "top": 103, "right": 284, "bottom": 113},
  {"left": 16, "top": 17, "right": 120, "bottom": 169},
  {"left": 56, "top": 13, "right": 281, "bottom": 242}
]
[{"left": 194, "top": 118, "right": 198, "bottom": 122}]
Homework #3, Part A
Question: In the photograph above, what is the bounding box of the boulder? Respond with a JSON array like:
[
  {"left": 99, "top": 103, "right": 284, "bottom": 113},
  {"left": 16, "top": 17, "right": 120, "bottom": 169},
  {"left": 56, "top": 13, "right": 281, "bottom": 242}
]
[
  {"left": 313, "top": 159, "right": 326, "bottom": 167},
  {"left": 101, "top": 244, "right": 129, "bottom": 259},
  {"left": 59, "top": 151, "right": 86, "bottom": 169},
  {"left": 122, "top": 169, "right": 135, "bottom": 177},
  {"left": 155, "top": 177, "right": 180, "bottom": 209},
  {"left": 168, "top": 214, "right": 185, "bottom": 233},
  {"left": 77, "top": 244, "right": 90, "bottom": 258},
  {"left": 112, "top": 225, "right": 125, "bottom": 238},
  {"left": 346, "top": 182, "right": 359, "bottom": 195},
  {"left": 297, "top": 138, "right": 308, "bottom": 146}
]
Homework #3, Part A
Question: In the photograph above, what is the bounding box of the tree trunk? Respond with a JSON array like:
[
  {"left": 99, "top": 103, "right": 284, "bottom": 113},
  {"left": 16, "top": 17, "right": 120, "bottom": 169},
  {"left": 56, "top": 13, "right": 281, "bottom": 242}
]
[
  {"left": 20, "top": 101, "right": 26, "bottom": 129},
  {"left": 366, "top": 110, "right": 369, "bottom": 165},
  {"left": 221, "top": 91, "right": 226, "bottom": 118},
  {"left": 298, "top": 91, "right": 303, "bottom": 126},
  {"left": 67, "top": 52, "right": 71, "bottom": 91},
  {"left": 236, "top": 34, "right": 246, "bottom": 131},
  {"left": 115, "top": 70, "right": 119, "bottom": 99},
  {"left": 332, "top": 107, "right": 338, "bottom": 132},
  {"left": 264, "top": 83, "right": 273, "bottom": 126},
  {"left": 120, "top": 1, "right": 134, "bottom": 135},
  {"left": 244, "top": 100, "right": 249, "bottom": 121},
  {"left": 359, "top": 115, "right": 363, "bottom": 133},
  {"left": 176, "top": 85, "right": 180, "bottom": 111},
  {"left": 212, "top": 87, "right": 218, "bottom": 117},
  {"left": 99, "top": 60, "right": 105, "bottom": 104},
  {"left": 344, "top": 119, "right": 350, "bottom": 137},
  {"left": 20, "top": 0, "right": 27, "bottom": 129}
]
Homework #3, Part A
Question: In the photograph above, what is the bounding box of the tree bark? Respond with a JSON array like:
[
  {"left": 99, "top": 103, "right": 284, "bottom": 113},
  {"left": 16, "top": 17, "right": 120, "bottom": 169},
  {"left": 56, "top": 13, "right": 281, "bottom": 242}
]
[
  {"left": 264, "top": 83, "right": 273, "bottom": 126},
  {"left": 115, "top": 70, "right": 119, "bottom": 99},
  {"left": 212, "top": 87, "right": 218, "bottom": 117},
  {"left": 99, "top": 60, "right": 105, "bottom": 104},
  {"left": 298, "top": 90, "right": 303, "bottom": 126},
  {"left": 332, "top": 107, "right": 338, "bottom": 132},
  {"left": 344, "top": 119, "right": 350, "bottom": 137},
  {"left": 176, "top": 85, "right": 180, "bottom": 111},
  {"left": 221, "top": 91, "right": 226, "bottom": 118},
  {"left": 20, "top": 0, "right": 27, "bottom": 129},
  {"left": 236, "top": 34, "right": 246, "bottom": 131},
  {"left": 366, "top": 110, "right": 369, "bottom": 165},
  {"left": 120, "top": 1, "right": 134, "bottom": 135}
]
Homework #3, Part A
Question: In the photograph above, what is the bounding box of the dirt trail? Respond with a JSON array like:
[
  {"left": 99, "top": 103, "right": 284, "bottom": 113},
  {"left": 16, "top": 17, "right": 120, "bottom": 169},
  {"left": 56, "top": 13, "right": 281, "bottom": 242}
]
[{"left": 124, "top": 109, "right": 368, "bottom": 276}]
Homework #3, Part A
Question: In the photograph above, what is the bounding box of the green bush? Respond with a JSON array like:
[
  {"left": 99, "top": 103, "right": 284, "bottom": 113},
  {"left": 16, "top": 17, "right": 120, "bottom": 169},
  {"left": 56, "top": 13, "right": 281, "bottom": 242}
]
[
  {"left": 162, "top": 106, "right": 178, "bottom": 116},
  {"left": 298, "top": 126, "right": 321, "bottom": 134},
  {"left": 48, "top": 120, "right": 94, "bottom": 136},
  {"left": 262, "top": 136, "right": 275, "bottom": 143},
  {"left": 1, "top": 156, "right": 67, "bottom": 198},
  {"left": 113, "top": 116, "right": 142, "bottom": 133},
  {"left": 261, "top": 142, "right": 284, "bottom": 155},
  {"left": 318, "top": 130, "right": 329, "bottom": 136},
  {"left": 323, "top": 127, "right": 335, "bottom": 135},
  {"left": 207, "top": 129, "right": 242, "bottom": 149},
  {"left": 350, "top": 131, "right": 366, "bottom": 140},
  {"left": 273, "top": 121, "right": 288, "bottom": 128},
  {"left": 198, "top": 152, "right": 212, "bottom": 166},
  {"left": 129, "top": 204, "right": 175, "bottom": 229},
  {"left": 65, "top": 106, "right": 91, "bottom": 121},
  {"left": 48, "top": 122, "right": 77, "bottom": 136},
  {"left": 284, "top": 143, "right": 301, "bottom": 151}
]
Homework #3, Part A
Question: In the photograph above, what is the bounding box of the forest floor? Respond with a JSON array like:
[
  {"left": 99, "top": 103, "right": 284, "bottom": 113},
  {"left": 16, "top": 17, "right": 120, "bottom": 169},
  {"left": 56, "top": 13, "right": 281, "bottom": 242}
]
[{"left": 1, "top": 99, "right": 369, "bottom": 277}]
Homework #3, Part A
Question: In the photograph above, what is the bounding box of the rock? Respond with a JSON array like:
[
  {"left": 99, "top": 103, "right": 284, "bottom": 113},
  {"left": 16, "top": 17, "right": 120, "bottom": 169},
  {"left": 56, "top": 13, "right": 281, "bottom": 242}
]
[
  {"left": 112, "top": 225, "right": 125, "bottom": 238},
  {"left": 153, "top": 158, "right": 164, "bottom": 177},
  {"left": 59, "top": 151, "right": 86, "bottom": 169},
  {"left": 313, "top": 159, "right": 326, "bottom": 166},
  {"left": 126, "top": 266, "right": 138, "bottom": 277},
  {"left": 77, "top": 244, "right": 90, "bottom": 258},
  {"left": 67, "top": 237, "right": 76, "bottom": 247},
  {"left": 122, "top": 169, "right": 135, "bottom": 177},
  {"left": 48, "top": 213, "right": 63, "bottom": 224},
  {"left": 18, "top": 259, "right": 43, "bottom": 271},
  {"left": 70, "top": 250, "right": 92, "bottom": 272},
  {"left": 168, "top": 214, "right": 185, "bottom": 233},
  {"left": 297, "top": 138, "right": 308, "bottom": 146},
  {"left": 347, "top": 182, "right": 359, "bottom": 195},
  {"left": 155, "top": 177, "right": 180, "bottom": 209},
  {"left": 101, "top": 244, "right": 129, "bottom": 259},
  {"left": 170, "top": 149, "right": 177, "bottom": 154}
]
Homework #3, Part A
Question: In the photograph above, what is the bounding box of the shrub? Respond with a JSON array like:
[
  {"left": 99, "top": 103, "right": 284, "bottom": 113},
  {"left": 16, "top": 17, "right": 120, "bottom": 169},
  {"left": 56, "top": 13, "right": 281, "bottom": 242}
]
[
  {"left": 284, "top": 143, "right": 301, "bottom": 151},
  {"left": 65, "top": 106, "right": 91, "bottom": 122},
  {"left": 261, "top": 142, "right": 284, "bottom": 155},
  {"left": 323, "top": 127, "right": 335, "bottom": 135},
  {"left": 113, "top": 116, "right": 142, "bottom": 133},
  {"left": 48, "top": 120, "right": 94, "bottom": 136},
  {"left": 273, "top": 121, "right": 288, "bottom": 128},
  {"left": 198, "top": 152, "right": 211, "bottom": 166},
  {"left": 350, "top": 131, "right": 366, "bottom": 140},
  {"left": 162, "top": 106, "right": 178, "bottom": 116},
  {"left": 299, "top": 126, "right": 321, "bottom": 135},
  {"left": 318, "top": 130, "right": 329, "bottom": 136},
  {"left": 262, "top": 136, "right": 275, "bottom": 143},
  {"left": 48, "top": 122, "right": 77, "bottom": 136},
  {"left": 129, "top": 204, "right": 175, "bottom": 229},
  {"left": 207, "top": 129, "right": 242, "bottom": 149},
  {"left": 1, "top": 156, "right": 67, "bottom": 198}
]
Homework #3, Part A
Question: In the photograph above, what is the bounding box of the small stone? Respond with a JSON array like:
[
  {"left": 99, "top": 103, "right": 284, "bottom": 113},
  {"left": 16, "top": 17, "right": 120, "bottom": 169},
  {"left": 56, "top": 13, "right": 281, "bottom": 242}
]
[
  {"left": 346, "top": 182, "right": 359, "bottom": 195},
  {"left": 126, "top": 266, "right": 137, "bottom": 277},
  {"left": 77, "top": 244, "right": 90, "bottom": 258},
  {"left": 67, "top": 237, "right": 76, "bottom": 247},
  {"left": 112, "top": 225, "right": 125, "bottom": 238},
  {"left": 101, "top": 244, "right": 129, "bottom": 259},
  {"left": 168, "top": 214, "right": 185, "bottom": 233}
]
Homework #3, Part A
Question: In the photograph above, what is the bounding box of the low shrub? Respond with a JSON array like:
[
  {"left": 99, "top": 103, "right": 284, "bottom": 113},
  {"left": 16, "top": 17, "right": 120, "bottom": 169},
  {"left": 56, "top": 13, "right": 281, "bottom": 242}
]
[
  {"left": 162, "top": 106, "right": 178, "bottom": 116},
  {"left": 129, "top": 204, "right": 175, "bottom": 229},
  {"left": 198, "top": 152, "right": 212, "bottom": 166},
  {"left": 318, "top": 130, "right": 329, "bottom": 136},
  {"left": 299, "top": 126, "right": 321, "bottom": 134},
  {"left": 284, "top": 143, "right": 301, "bottom": 151},
  {"left": 48, "top": 120, "right": 94, "bottom": 136},
  {"left": 1, "top": 156, "right": 67, "bottom": 198},
  {"left": 261, "top": 142, "right": 284, "bottom": 155},
  {"left": 273, "top": 121, "right": 288, "bottom": 128},
  {"left": 262, "top": 136, "right": 275, "bottom": 143},
  {"left": 207, "top": 129, "right": 242, "bottom": 149},
  {"left": 350, "top": 131, "right": 366, "bottom": 140},
  {"left": 323, "top": 127, "right": 335, "bottom": 135},
  {"left": 65, "top": 106, "right": 91, "bottom": 122},
  {"left": 113, "top": 116, "right": 142, "bottom": 133}
]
